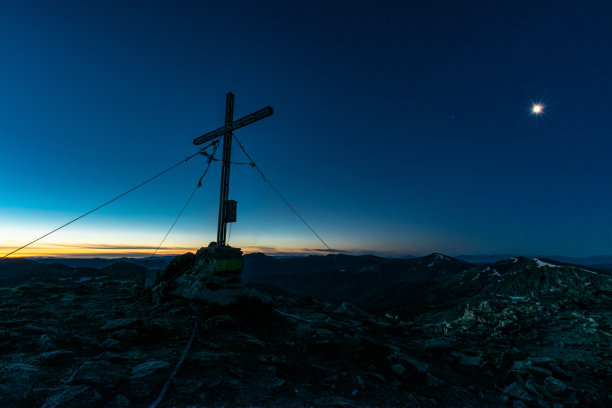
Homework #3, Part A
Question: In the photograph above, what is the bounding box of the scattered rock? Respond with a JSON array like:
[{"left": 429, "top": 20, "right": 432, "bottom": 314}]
[
  {"left": 426, "top": 373, "right": 445, "bottom": 387},
  {"left": 269, "top": 377, "right": 286, "bottom": 388},
  {"left": 333, "top": 302, "right": 362, "bottom": 319},
  {"left": 0, "top": 363, "right": 39, "bottom": 403},
  {"left": 104, "top": 394, "right": 132, "bottom": 408},
  {"left": 103, "top": 337, "right": 122, "bottom": 350},
  {"left": 423, "top": 337, "right": 457, "bottom": 351},
  {"left": 206, "top": 314, "right": 236, "bottom": 330},
  {"left": 503, "top": 382, "right": 533, "bottom": 402},
  {"left": 390, "top": 352, "right": 429, "bottom": 374},
  {"left": 545, "top": 376, "right": 568, "bottom": 394},
  {"left": 39, "top": 350, "right": 75, "bottom": 365},
  {"left": 458, "top": 354, "right": 483, "bottom": 367},
  {"left": 173, "top": 377, "right": 205, "bottom": 394},
  {"left": 323, "top": 396, "right": 357, "bottom": 407},
  {"left": 100, "top": 318, "right": 140, "bottom": 331},
  {"left": 315, "top": 328, "right": 336, "bottom": 338},
  {"left": 127, "top": 360, "right": 170, "bottom": 397},
  {"left": 1, "top": 250, "right": 610, "bottom": 407},
  {"left": 39, "top": 334, "right": 56, "bottom": 353},
  {"left": 68, "top": 360, "right": 127, "bottom": 389},
  {"left": 41, "top": 385, "right": 101, "bottom": 408},
  {"left": 391, "top": 363, "right": 406, "bottom": 377},
  {"left": 190, "top": 350, "right": 233, "bottom": 366}
]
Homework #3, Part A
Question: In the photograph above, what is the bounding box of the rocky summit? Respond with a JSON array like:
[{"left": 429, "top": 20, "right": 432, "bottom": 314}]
[{"left": 1, "top": 251, "right": 611, "bottom": 407}]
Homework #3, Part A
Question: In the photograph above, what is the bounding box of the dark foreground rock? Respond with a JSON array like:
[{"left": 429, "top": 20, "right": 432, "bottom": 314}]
[{"left": 0, "top": 251, "right": 611, "bottom": 407}]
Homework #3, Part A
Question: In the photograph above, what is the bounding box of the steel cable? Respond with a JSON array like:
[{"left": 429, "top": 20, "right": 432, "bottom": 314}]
[
  {"left": 232, "top": 134, "right": 334, "bottom": 253},
  {"left": 1, "top": 144, "right": 216, "bottom": 259}
]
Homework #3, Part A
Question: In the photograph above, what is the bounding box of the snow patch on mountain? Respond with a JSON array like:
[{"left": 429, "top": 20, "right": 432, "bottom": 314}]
[
  {"left": 427, "top": 253, "right": 448, "bottom": 267},
  {"left": 534, "top": 258, "right": 598, "bottom": 274},
  {"left": 534, "top": 259, "right": 560, "bottom": 268}
]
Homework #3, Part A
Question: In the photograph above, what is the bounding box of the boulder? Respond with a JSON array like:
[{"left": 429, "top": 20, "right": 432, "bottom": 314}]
[{"left": 169, "top": 246, "right": 243, "bottom": 291}]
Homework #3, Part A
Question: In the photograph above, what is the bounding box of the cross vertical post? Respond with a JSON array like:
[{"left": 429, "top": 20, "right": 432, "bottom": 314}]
[
  {"left": 217, "top": 92, "right": 234, "bottom": 246},
  {"left": 193, "top": 92, "right": 273, "bottom": 247}
]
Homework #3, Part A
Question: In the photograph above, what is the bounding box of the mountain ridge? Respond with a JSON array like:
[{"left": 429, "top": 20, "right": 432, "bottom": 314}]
[{"left": 1, "top": 249, "right": 610, "bottom": 407}]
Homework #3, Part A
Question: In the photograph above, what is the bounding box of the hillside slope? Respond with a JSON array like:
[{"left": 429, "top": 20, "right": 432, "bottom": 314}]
[{"left": 243, "top": 253, "right": 473, "bottom": 307}]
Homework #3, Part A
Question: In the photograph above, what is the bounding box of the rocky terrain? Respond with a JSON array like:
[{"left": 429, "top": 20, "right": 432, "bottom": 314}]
[{"left": 1, "top": 251, "right": 611, "bottom": 407}]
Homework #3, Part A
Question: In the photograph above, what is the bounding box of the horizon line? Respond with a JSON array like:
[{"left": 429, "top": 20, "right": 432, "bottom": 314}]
[{"left": 3, "top": 250, "right": 612, "bottom": 261}]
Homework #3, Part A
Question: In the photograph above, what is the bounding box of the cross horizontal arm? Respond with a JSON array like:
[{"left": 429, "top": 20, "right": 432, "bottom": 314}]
[{"left": 193, "top": 106, "right": 274, "bottom": 146}]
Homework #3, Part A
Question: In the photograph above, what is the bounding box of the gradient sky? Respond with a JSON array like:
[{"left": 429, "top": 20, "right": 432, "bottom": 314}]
[{"left": 1, "top": 1, "right": 611, "bottom": 257}]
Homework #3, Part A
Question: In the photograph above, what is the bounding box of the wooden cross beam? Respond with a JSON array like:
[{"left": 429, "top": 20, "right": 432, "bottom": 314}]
[{"left": 193, "top": 92, "right": 273, "bottom": 246}]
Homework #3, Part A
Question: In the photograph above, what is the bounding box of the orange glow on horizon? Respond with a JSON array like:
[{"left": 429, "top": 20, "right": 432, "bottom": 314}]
[
  {"left": 0, "top": 245, "right": 194, "bottom": 259},
  {"left": 0, "top": 242, "right": 341, "bottom": 259}
]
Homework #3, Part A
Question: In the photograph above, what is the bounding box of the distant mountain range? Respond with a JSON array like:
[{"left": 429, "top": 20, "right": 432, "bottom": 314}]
[
  {"left": 0, "top": 258, "right": 147, "bottom": 287},
  {"left": 12, "top": 252, "right": 612, "bottom": 271},
  {"left": 31, "top": 256, "right": 175, "bottom": 270},
  {"left": 358, "top": 256, "right": 612, "bottom": 319},
  {"left": 455, "top": 253, "right": 612, "bottom": 267},
  {"left": 2, "top": 252, "right": 611, "bottom": 314},
  {"left": 242, "top": 252, "right": 612, "bottom": 319}
]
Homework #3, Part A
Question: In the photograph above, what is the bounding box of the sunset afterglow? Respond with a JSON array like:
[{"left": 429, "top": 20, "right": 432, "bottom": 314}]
[{"left": 1, "top": 2, "right": 611, "bottom": 259}]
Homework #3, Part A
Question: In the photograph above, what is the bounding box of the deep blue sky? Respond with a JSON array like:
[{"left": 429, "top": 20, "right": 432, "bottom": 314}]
[{"left": 1, "top": 0, "right": 611, "bottom": 257}]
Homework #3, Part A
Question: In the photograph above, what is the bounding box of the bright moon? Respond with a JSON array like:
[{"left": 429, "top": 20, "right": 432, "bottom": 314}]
[{"left": 531, "top": 103, "right": 544, "bottom": 115}]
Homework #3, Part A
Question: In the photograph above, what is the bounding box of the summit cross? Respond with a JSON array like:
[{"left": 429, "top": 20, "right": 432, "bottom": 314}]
[{"left": 193, "top": 92, "right": 273, "bottom": 246}]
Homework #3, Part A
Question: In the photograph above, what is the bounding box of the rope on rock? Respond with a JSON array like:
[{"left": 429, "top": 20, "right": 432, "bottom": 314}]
[{"left": 148, "top": 321, "right": 198, "bottom": 408}]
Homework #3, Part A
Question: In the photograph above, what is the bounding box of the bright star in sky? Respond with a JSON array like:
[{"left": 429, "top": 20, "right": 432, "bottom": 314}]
[{"left": 531, "top": 103, "right": 544, "bottom": 115}]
